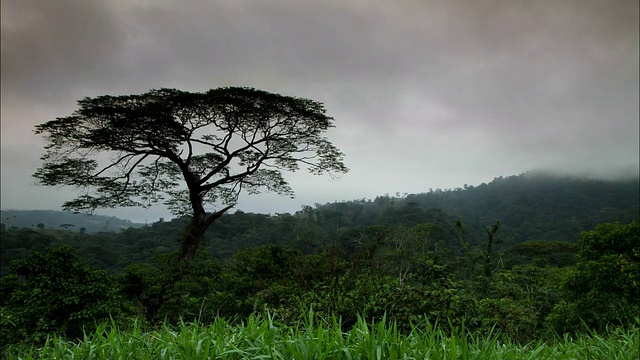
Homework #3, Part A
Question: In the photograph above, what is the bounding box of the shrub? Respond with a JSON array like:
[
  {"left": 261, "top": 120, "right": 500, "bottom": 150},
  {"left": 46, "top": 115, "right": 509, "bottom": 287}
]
[
  {"left": 1, "top": 245, "right": 124, "bottom": 349},
  {"left": 546, "top": 222, "right": 640, "bottom": 333}
]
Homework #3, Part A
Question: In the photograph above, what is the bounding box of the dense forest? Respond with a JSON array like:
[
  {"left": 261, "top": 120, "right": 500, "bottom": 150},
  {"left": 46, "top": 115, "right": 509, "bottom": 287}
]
[
  {"left": 1, "top": 172, "right": 639, "bottom": 354},
  {"left": 3, "top": 172, "right": 636, "bottom": 271}
]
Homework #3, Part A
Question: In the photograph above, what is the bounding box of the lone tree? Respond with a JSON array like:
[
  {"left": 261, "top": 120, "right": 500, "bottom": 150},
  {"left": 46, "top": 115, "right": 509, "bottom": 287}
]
[{"left": 34, "top": 87, "right": 347, "bottom": 262}]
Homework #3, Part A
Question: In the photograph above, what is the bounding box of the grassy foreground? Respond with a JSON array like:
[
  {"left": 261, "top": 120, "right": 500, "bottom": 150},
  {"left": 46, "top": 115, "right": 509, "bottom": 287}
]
[{"left": 6, "top": 313, "right": 639, "bottom": 360}]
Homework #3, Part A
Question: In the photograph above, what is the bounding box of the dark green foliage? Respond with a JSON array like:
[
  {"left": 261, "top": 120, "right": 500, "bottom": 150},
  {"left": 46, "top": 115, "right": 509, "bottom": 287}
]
[
  {"left": 472, "top": 265, "right": 565, "bottom": 342},
  {"left": 0, "top": 227, "right": 56, "bottom": 276},
  {"left": 483, "top": 221, "right": 501, "bottom": 277},
  {"left": 119, "top": 263, "right": 164, "bottom": 320},
  {"left": 119, "top": 252, "right": 221, "bottom": 324},
  {"left": 1, "top": 245, "right": 123, "bottom": 349},
  {"left": 476, "top": 298, "right": 536, "bottom": 343},
  {"left": 2, "top": 175, "right": 636, "bottom": 274},
  {"left": 405, "top": 173, "right": 639, "bottom": 245},
  {"left": 502, "top": 240, "right": 578, "bottom": 268},
  {"left": 546, "top": 222, "right": 640, "bottom": 334},
  {"left": 0, "top": 274, "right": 21, "bottom": 307},
  {"left": 1, "top": 221, "right": 637, "bottom": 349},
  {"left": 214, "top": 245, "right": 304, "bottom": 317},
  {"left": 1, "top": 173, "right": 638, "bottom": 348}
]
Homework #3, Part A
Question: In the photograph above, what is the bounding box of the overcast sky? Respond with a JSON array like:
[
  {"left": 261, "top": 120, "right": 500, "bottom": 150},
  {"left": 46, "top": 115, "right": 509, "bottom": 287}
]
[{"left": 1, "top": 0, "right": 638, "bottom": 222}]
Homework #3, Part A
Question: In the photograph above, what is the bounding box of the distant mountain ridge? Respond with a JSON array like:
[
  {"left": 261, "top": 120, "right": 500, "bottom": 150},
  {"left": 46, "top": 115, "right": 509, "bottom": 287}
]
[
  {"left": 383, "top": 172, "right": 640, "bottom": 244},
  {"left": 0, "top": 210, "right": 144, "bottom": 233},
  {"left": 300, "top": 172, "right": 639, "bottom": 246},
  {"left": 0, "top": 172, "right": 637, "bottom": 274}
]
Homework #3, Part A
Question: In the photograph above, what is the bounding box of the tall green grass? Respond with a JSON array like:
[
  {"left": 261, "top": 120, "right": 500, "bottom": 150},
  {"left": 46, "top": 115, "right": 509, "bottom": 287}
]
[{"left": 6, "top": 313, "right": 638, "bottom": 359}]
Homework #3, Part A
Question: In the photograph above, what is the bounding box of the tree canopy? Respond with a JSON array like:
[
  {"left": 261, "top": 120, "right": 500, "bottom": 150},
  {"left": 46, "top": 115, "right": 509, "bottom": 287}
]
[{"left": 34, "top": 87, "right": 347, "bottom": 261}]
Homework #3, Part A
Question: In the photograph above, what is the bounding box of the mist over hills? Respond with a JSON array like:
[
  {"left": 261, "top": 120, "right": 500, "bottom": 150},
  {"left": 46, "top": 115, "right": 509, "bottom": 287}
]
[
  {"left": 1, "top": 172, "right": 637, "bottom": 241},
  {"left": 0, "top": 210, "right": 144, "bottom": 233},
  {"left": 2, "top": 171, "right": 637, "bottom": 275},
  {"left": 408, "top": 172, "right": 638, "bottom": 238}
]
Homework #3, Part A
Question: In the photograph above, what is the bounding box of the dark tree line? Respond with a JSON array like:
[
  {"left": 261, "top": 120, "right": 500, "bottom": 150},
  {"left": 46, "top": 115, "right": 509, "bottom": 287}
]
[{"left": 2, "top": 174, "right": 637, "bottom": 275}]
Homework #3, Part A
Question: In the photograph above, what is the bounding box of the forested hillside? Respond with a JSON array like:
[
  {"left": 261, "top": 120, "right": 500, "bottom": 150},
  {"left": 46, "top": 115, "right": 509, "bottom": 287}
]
[
  {"left": 1, "top": 173, "right": 637, "bottom": 274},
  {"left": 404, "top": 172, "right": 639, "bottom": 244},
  {"left": 1, "top": 172, "right": 638, "bottom": 355},
  {"left": 0, "top": 210, "right": 144, "bottom": 233}
]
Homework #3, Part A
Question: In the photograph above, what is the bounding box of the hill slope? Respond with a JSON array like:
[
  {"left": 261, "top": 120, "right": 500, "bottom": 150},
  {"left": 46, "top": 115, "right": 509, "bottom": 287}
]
[
  {"left": 304, "top": 172, "right": 639, "bottom": 246},
  {"left": 1, "top": 173, "right": 637, "bottom": 273},
  {"left": 0, "top": 210, "right": 144, "bottom": 233}
]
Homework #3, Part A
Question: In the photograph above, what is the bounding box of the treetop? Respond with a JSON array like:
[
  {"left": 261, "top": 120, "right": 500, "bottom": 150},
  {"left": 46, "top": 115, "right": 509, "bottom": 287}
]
[{"left": 34, "top": 87, "right": 348, "bottom": 215}]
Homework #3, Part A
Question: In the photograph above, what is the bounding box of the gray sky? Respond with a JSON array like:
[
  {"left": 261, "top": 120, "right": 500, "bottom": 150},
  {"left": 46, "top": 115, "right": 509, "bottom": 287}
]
[{"left": 1, "top": 0, "right": 638, "bottom": 222}]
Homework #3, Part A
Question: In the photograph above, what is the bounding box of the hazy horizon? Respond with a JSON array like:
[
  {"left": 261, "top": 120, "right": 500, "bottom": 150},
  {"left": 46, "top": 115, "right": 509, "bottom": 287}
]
[
  {"left": 2, "top": 169, "right": 638, "bottom": 223},
  {"left": 2, "top": 0, "right": 638, "bottom": 223}
]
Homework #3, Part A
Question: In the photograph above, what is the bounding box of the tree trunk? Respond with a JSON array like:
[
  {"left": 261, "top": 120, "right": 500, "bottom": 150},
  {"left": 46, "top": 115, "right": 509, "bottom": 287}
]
[
  {"left": 178, "top": 199, "right": 233, "bottom": 263},
  {"left": 179, "top": 217, "right": 207, "bottom": 263}
]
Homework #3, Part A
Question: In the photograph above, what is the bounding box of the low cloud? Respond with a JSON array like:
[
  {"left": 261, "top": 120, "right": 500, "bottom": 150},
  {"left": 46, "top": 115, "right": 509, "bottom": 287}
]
[{"left": 1, "top": 0, "right": 637, "bottom": 220}]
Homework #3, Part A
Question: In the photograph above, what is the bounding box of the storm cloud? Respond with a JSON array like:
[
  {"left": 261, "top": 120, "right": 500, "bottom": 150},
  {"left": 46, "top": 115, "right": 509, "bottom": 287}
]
[{"left": 1, "top": 0, "right": 638, "bottom": 221}]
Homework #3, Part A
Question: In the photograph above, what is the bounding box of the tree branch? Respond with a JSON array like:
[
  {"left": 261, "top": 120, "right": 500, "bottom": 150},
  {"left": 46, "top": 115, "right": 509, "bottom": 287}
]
[{"left": 204, "top": 204, "right": 235, "bottom": 228}]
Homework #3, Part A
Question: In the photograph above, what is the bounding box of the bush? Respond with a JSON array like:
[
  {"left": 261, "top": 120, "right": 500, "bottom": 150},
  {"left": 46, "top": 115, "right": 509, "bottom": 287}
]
[
  {"left": 546, "top": 222, "right": 640, "bottom": 334},
  {"left": 119, "top": 252, "right": 221, "bottom": 325},
  {"left": 476, "top": 297, "right": 537, "bottom": 343},
  {"left": 1, "top": 245, "right": 124, "bottom": 349}
]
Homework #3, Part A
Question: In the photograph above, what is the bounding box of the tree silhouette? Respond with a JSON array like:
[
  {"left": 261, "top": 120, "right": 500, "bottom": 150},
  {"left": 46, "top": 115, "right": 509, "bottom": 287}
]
[{"left": 34, "top": 87, "right": 347, "bottom": 262}]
